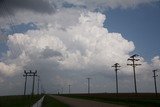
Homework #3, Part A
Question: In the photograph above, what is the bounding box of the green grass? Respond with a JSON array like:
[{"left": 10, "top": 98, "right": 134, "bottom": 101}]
[
  {"left": 61, "top": 94, "right": 160, "bottom": 107},
  {"left": 94, "top": 97, "right": 160, "bottom": 107},
  {"left": 0, "top": 95, "right": 43, "bottom": 107},
  {"left": 42, "top": 95, "right": 69, "bottom": 107}
]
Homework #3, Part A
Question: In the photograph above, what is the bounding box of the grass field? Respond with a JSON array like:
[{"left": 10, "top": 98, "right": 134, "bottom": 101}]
[
  {"left": 0, "top": 95, "right": 43, "bottom": 107},
  {"left": 42, "top": 95, "right": 69, "bottom": 107},
  {"left": 60, "top": 93, "right": 160, "bottom": 107}
]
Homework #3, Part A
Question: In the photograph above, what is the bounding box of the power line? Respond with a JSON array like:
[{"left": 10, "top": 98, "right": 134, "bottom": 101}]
[
  {"left": 127, "top": 54, "right": 141, "bottom": 94},
  {"left": 1, "top": 1, "right": 16, "bottom": 56},
  {"left": 1, "top": 0, "right": 31, "bottom": 61},
  {"left": 112, "top": 63, "right": 121, "bottom": 94}
]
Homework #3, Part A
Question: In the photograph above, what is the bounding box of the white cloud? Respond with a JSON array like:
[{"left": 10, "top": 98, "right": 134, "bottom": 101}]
[
  {"left": 151, "top": 56, "right": 160, "bottom": 68},
  {"left": 0, "top": 62, "right": 17, "bottom": 76}
]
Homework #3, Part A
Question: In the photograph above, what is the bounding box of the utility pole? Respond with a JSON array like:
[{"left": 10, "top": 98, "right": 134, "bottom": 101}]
[
  {"left": 41, "top": 85, "right": 44, "bottom": 94},
  {"left": 68, "top": 85, "right": 71, "bottom": 94},
  {"left": 112, "top": 63, "right": 121, "bottom": 94},
  {"left": 31, "top": 70, "right": 37, "bottom": 95},
  {"left": 153, "top": 69, "right": 158, "bottom": 96},
  {"left": 41, "top": 85, "right": 45, "bottom": 94},
  {"left": 57, "top": 89, "right": 60, "bottom": 94},
  {"left": 61, "top": 88, "right": 63, "bottom": 94},
  {"left": 127, "top": 54, "right": 141, "bottom": 94},
  {"left": 86, "top": 78, "right": 91, "bottom": 94},
  {"left": 37, "top": 76, "right": 40, "bottom": 95},
  {"left": 23, "top": 70, "right": 28, "bottom": 95}
]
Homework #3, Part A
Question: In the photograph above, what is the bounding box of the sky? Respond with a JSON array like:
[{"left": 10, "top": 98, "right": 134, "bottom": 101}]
[{"left": 0, "top": 0, "right": 160, "bottom": 95}]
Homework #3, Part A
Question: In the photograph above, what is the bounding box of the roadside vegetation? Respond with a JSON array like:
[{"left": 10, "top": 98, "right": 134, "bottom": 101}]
[
  {"left": 42, "top": 95, "right": 69, "bottom": 107},
  {"left": 0, "top": 95, "right": 43, "bottom": 107},
  {"left": 61, "top": 93, "right": 160, "bottom": 107}
]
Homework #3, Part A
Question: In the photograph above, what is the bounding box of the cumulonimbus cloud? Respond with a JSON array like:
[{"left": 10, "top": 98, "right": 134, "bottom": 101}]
[
  {"left": 0, "top": 11, "right": 135, "bottom": 76},
  {"left": 0, "top": 10, "right": 159, "bottom": 79}
]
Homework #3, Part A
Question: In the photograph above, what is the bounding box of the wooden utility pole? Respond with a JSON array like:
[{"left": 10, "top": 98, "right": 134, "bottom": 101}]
[
  {"left": 31, "top": 70, "right": 37, "bottom": 95},
  {"left": 37, "top": 76, "right": 40, "bottom": 95},
  {"left": 61, "top": 87, "right": 63, "bottom": 94},
  {"left": 127, "top": 54, "right": 141, "bottom": 94},
  {"left": 86, "top": 78, "right": 91, "bottom": 94},
  {"left": 153, "top": 69, "right": 158, "bottom": 96},
  {"left": 112, "top": 63, "right": 121, "bottom": 94},
  {"left": 23, "top": 70, "right": 28, "bottom": 95},
  {"left": 68, "top": 85, "right": 71, "bottom": 94}
]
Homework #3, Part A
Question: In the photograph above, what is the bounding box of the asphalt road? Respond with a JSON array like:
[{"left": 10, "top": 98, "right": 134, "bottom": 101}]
[{"left": 51, "top": 95, "right": 126, "bottom": 107}]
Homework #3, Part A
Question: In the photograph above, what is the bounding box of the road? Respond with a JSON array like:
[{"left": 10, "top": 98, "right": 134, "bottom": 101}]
[{"left": 51, "top": 95, "right": 126, "bottom": 107}]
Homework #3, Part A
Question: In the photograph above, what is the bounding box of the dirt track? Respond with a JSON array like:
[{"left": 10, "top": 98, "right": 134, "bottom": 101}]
[{"left": 51, "top": 95, "right": 126, "bottom": 107}]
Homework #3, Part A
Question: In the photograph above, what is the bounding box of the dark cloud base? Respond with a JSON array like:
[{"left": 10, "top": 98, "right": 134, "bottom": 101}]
[{"left": 0, "top": 0, "right": 55, "bottom": 17}]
